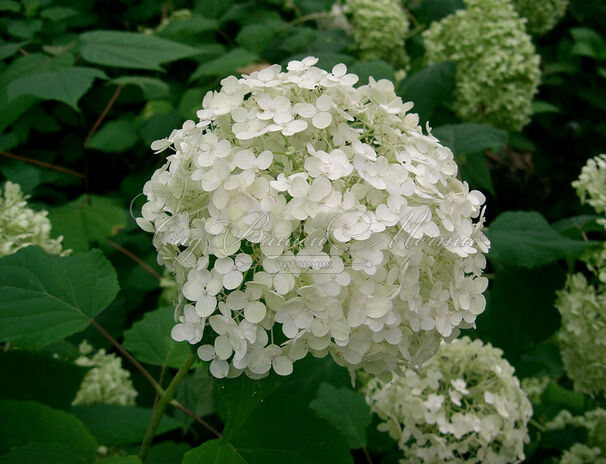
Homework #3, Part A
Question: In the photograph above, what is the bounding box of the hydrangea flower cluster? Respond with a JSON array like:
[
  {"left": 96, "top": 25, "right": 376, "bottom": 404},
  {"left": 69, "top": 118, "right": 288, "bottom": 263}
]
[
  {"left": 423, "top": 0, "right": 541, "bottom": 132},
  {"left": 572, "top": 154, "right": 606, "bottom": 217},
  {"left": 364, "top": 337, "right": 532, "bottom": 464},
  {"left": 72, "top": 342, "right": 138, "bottom": 407},
  {"left": 511, "top": 0, "right": 569, "bottom": 35},
  {"left": 546, "top": 408, "right": 606, "bottom": 463},
  {"left": 345, "top": 0, "right": 410, "bottom": 69},
  {"left": 137, "top": 57, "right": 490, "bottom": 379},
  {"left": 559, "top": 444, "right": 606, "bottom": 464},
  {"left": 0, "top": 181, "right": 66, "bottom": 257}
]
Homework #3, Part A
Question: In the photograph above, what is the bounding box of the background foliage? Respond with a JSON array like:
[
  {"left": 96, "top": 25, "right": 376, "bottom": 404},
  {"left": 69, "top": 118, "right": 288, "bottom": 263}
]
[{"left": 1, "top": 0, "right": 605, "bottom": 462}]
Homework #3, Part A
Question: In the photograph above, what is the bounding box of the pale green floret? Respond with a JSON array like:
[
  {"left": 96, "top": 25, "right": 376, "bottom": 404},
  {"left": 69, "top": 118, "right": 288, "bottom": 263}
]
[
  {"left": 572, "top": 154, "right": 606, "bottom": 216},
  {"left": 364, "top": 337, "right": 532, "bottom": 464},
  {"left": 72, "top": 341, "right": 138, "bottom": 407},
  {"left": 0, "top": 181, "right": 66, "bottom": 257},
  {"left": 423, "top": 0, "right": 541, "bottom": 131},
  {"left": 511, "top": 0, "right": 568, "bottom": 35},
  {"left": 521, "top": 375, "right": 550, "bottom": 404},
  {"left": 346, "top": 0, "right": 410, "bottom": 68},
  {"left": 555, "top": 252, "right": 606, "bottom": 396}
]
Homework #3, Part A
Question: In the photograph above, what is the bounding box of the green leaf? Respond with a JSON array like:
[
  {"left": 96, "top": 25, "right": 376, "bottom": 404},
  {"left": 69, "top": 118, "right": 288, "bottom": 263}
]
[
  {"left": 570, "top": 27, "right": 606, "bottom": 60},
  {"left": 349, "top": 60, "right": 395, "bottom": 85},
  {"left": 7, "top": 67, "right": 107, "bottom": 110},
  {"left": 433, "top": 123, "right": 507, "bottom": 156},
  {"left": 532, "top": 101, "right": 561, "bottom": 114},
  {"left": 110, "top": 76, "right": 170, "bottom": 99},
  {"left": 189, "top": 48, "right": 257, "bottom": 80},
  {"left": 87, "top": 120, "right": 139, "bottom": 153},
  {"left": 80, "top": 30, "right": 201, "bottom": 70},
  {"left": 123, "top": 306, "right": 191, "bottom": 369},
  {"left": 0, "top": 350, "right": 88, "bottom": 410},
  {"left": 184, "top": 375, "right": 352, "bottom": 464},
  {"left": 49, "top": 195, "right": 127, "bottom": 252},
  {"left": 475, "top": 264, "right": 565, "bottom": 362},
  {"left": 96, "top": 457, "right": 142, "bottom": 464},
  {"left": 459, "top": 151, "right": 495, "bottom": 196},
  {"left": 310, "top": 384, "right": 371, "bottom": 449},
  {"left": 0, "top": 400, "right": 97, "bottom": 461},
  {"left": 487, "top": 211, "right": 598, "bottom": 268},
  {"left": 0, "top": 42, "right": 26, "bottom": 60},
  {"left": 552, "top": 215, "right": 605, "bottom": 240},
  {"left": 398, "top": 61, "right": 456, "bottom": 122},
  {"left": 40, "top": 6, "right": 80, "bottom": 21},
  {"left": 147, "top": 442, "right": 191, "bottom": 464},
  {"left": 0, "top": 0, "right": 20, "bottom": 12},
  {"left": 0, "top": 443, "right": 89, "bottom": 464},
  {"left": 70, "top": 404, "right": 182, "bottom": 447},
  {"left": 415, "top": 0, "right": 464, "bottom": 23},
  {"left": 0, "top": 247, "right": 119, "bottom": 350},
  {"left": 174, "top": 368, "right": 215, "bottom": 423},
  {"left": 7, "top": 19, "right": 42, "bottom": 40},
  {"left": 236, "top": 24, "right": 278, "bottom": 55},
  {"left": 541, "top": 383, "right": 588, "bottom": 415}
]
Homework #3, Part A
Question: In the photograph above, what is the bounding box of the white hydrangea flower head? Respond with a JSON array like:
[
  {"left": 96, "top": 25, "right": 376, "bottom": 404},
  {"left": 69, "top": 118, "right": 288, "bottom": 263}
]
[
  {"left": 572, "top": 154, "right": 606, "bottom": 217},
  {"left": 345, "top": 0, "right": 410, "bottom": 69},
  {"left": 423, "top": 0, "right": 541, "bottom": 132},
  {"left": 137, "top": 56, "right": 490, "bottom": 379},
  {"left": 0, "top": 181, "right": 67, "bottom": 257},
  {"left": 511, "top": 0, "right": 568, "bottom": 35},
  {"left": 72, "top": 341, "right": 138, "bottom": 407},
  {"left": 364, "top": 337, "right": 532, "bottom": 464},
  {"left": 555, "top": 247, "right": 606, "bottom": 396},
  {"left": 547, "top": 408, "right": 606, "bottom": 462},
  {"left": 559, "top": 444, "right": 606, "bottom": 464}
]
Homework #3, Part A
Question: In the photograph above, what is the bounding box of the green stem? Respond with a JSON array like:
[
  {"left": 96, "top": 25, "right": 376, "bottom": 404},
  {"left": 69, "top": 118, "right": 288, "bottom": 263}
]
[{"left": 139, "top": 352, "right": 195, "bottom": 462}]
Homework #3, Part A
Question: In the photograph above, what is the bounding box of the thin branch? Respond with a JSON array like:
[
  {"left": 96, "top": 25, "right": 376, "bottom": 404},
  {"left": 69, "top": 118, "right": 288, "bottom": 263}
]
[
  {"left": 170, "top": 399, "right": 222, "bottom": 438},
  {"left": 153, "top": 364, "right": 167, "bottom": 410},
  {"left": 105, "top": 239, "right": 163, "bottom": 281},
  {"left": 0, "top": 149, "right": 85, "bottom": 179},
  {"left": 362, "top": 446, "right": 374, "bottom": 464},
  {"left": 83, "top": 84, "right": 123, "bottom": 148},
  {"left": 89, "top": 318, "right": 164, "bottom": 395}
]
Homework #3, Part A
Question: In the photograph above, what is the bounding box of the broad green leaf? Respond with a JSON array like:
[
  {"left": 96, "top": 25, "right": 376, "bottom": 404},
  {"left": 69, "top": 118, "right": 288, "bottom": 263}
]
[
  {"left": 532, "top": 101, "right": 561, "bottom": 114},
  {"left": 0, "top": 41, "right": 26, "bottom": 60},
  {"left": 40, "top": 6, "right": 80, "bottom": 21},
  {"left": 415, "top": 0, "right": 464, "bottom": 23},
  {"left": 156, "top": 14, "right": 218, "bottom": 39},
  {"left": 110, "top": 76, "right": 170, "bottom": 99},
  {"left": 541, "top": 383, "right": 588, "bottom": 415},
  {"left": 0, "top": 443, "right": 88, "bottom": 464},
  {"left": 185, "top": 374, "right": 352, "bottom": 464},
  {"left": 96, "top": 457, "right": 142, "bottom": 464},
  {"left": 487, "top": 211, "right": 597, "bottom": 268},
  {"left": 49, "top": 195, "right": 127, "bottom": 252},
  {"left": 80, "top": 30, "right": 201, "bottom": 70},
  {"left": 189, "top": 48, "right": 257, "bottom": 80},
  {"left": 0, "top": 400, "right": 97, "bottom": 461},
  {"left": 7, "top": 19, "right": 42, "bottom": 40},
  {"left": 123, "top": 306, "right": 191, "bottom": 369},
  {"left": 459, "top": 151, "right": 495, "bottom": 196},
  {"left": 552, "top": 215, "right": 604, "bottom": 240},
  {"left": 312, "top": 30, "right": 351, "bottom": 53},
  {"left": 0, "top": 351, "right": 88, "bottom": 410},
  {"left": 570, "top": 27, "right": 606, "bottom": 60},
  {"left": 7, "top": 67, "right": 107, "bottom": 110},
  {"left": 193, "top": 0, "right": 233, "bottom": 18},
  {"left": 174, "top": 368, "right": 215, "bottom": 423},
  {"left": 398, "top": 61, "right": 456, "bottom": 122},
  {"left": 349, "top": 60, "right": 395, "bottom": 85},
  {"left": 0, "top": 247, "right": 119, "bottom": 350},
  {"left": 87, "top": 120, "right": 139, "bottom": 153},
  {"left": 147, "top": 442, "right": 191, "bottom": 464},
  {"left": 475, "top": 264, "right": 564, "bottom": 362},
  {"left": 310, "top": 384, "right": 372, "bottom": 449},
  {"left": 433, "top": 123, "right": 507, "bottom": 156},
  {"left": 70, "top": 404, "right": 182, "bottom": 447},
  {"left": 0, "top": 53, "right": 72, "bottom": 131},
  {"left": 179, "top": 87, "right": 207, "bottom": 119},
  {"left": 0, "top": 0, "right": 20, "bottom": 12},
  {"left": 236, "top": 24, "right": 278, "bottom": 55}
]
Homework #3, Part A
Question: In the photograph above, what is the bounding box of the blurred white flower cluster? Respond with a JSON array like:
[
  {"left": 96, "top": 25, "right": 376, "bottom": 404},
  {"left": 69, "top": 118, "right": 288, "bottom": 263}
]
[
  {"left": 0, "top": 181, "right": 66, "bottom": 257},
  {"left": 137, "top": 56, "right": 490, "bottom": 379},
  {"left": 364, "top": 337, "right": 532, "bottom": 464},
  {"left": 521, "top": 375, "right": 550, "bottom": 404},
  {"left": 72, "top": 341, "right": 138, "bottom": 407},
  {"left": 345, "top": 0, "right": 410, "bottom": 69},
  {"left": 556, "top": 155, "right": 606, "bottom": 396},
  {"left": 511, "top": 0, "right": 569, "bottom": 35},
  {"left": 572, "top": 154, "right": 606, "bottom": 218},
  {"left": 546, "top": 409, "right": 606, "bottom": 463},
  {"left": 423, "top": 0, "right": 541, "bottom": 132}
]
